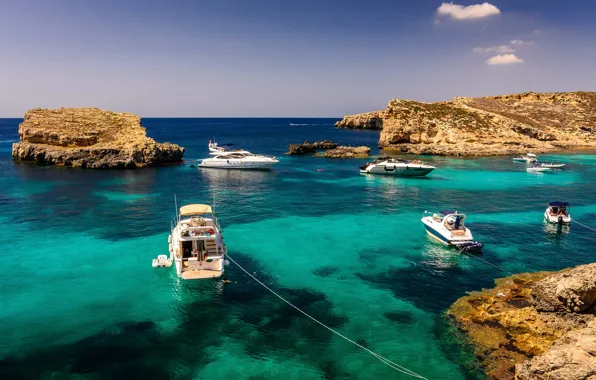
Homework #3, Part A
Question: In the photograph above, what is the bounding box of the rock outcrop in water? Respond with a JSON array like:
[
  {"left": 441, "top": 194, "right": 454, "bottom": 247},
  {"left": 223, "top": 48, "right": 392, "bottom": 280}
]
[
  {"left": 447, "top": 263, "right": 596, "bottom": 379},
  {"left": 335, "top": 91, "right": 596, "bottom": 156},
  {"left": 12, "top": 108, "right": 184, "bottom": 168},
  {"left": 287, "top": 140, "right": 338, "bottom": 155},
  {"left": 321, "top": 146, "right": 370, "bottom": 158}
]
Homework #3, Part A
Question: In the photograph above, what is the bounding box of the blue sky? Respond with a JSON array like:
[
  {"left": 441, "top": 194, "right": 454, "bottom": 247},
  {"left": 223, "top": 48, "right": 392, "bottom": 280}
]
[{"left": 1, "top": 0, "right": 595, "bottom": 117}]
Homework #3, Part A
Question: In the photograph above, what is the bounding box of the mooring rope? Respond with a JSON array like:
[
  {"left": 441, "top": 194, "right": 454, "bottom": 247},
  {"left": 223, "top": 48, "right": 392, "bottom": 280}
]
[
  {"left": 225, "top": 253, "right": 428, "bottom": 379},
  {"left": 457, "top": 249, "right": 514, "bottom": 276},
  {"left": 572, "top": 219, "right": 596, "bottom": 233}
]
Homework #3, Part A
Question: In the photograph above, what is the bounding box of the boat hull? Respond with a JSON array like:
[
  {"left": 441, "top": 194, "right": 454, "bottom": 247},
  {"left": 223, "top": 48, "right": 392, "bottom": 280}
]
[
  {"left": 544, "top": 212, "right": 571, "bottom": 224},
  {"left": 363, "top": 165, "right": 434, "bottom": 177},
  {"left": 199, "top": 160, "right": 278, "bottom": 170}
]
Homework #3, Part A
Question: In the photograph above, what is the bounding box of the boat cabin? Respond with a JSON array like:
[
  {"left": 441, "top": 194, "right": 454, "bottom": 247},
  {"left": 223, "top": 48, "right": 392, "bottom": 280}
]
[
  {"left": 547, "top": 201, "right": 570, "bottom": 217},
  {"left": 433, "top": 210, "right": 467, "bottom": 234},
  {"left": 176, "top": 204, "right": 223, "bottom": 261}
]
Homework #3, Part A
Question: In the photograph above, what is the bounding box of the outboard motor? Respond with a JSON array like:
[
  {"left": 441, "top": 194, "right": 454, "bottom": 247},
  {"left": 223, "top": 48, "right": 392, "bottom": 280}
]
[
  {"left": 455, "top": 241, "right": 484, "bottom": 253},
  {"left": 558, "top": 216, "right": 563, "bottom": 225}
]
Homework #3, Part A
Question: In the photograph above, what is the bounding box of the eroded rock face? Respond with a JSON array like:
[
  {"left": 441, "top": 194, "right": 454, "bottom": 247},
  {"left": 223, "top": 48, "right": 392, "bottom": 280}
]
[
  {"left": 287, "top": 140, "right": 338, "bottom": 155},
  {"left": 516, "top": 320, "right": 596, "bottom": 380},
  {"left": 322, "top": 146, "right": 370, "bottom": 158},
  {"left": 336, "top": 91, "right": 596, "bottom": 155},
  {"left": 447, "top": 263, "right": 596, "bottom": 380},
  {"left": 12, "top": 108, "right": 184, "bottom": 168},
  {"left": 532, "top": 264, "right": 596, "bottom": 313}
]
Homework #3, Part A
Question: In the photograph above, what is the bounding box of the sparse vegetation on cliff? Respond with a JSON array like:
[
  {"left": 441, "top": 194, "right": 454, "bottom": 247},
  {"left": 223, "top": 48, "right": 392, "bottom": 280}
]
[{"left": 336, "top": 91, "right": 596, "bottom": 156}]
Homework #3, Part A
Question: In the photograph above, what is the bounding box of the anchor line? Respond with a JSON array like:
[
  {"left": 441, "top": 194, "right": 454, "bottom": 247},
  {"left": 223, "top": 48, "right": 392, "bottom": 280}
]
[
  {"left": 456, "top": 248, "right": 514, "bottom": 276},
  {"left": 572, "top": 219, "right": 596, "bottom": 233},
  {"left": 225, "top": 254, "right": 428, "bottom": 379}
]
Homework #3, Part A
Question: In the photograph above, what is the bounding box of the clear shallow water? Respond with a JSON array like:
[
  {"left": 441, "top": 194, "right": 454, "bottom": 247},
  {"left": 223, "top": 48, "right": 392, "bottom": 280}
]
[{"left": 1, "top": 118, "right": 595, "bottom": 379}]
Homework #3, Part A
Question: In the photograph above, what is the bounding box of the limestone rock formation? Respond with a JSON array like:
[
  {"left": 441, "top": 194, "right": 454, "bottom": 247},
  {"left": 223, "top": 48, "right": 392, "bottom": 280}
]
[
  {"left": 287, "top": 140, "right": 338, "bottom": 155},
  {"left": 516, "top": 320, "right": 596, "bottom": 380},
  {"left": 447, "top": 263, "right": 596, "bottom": 379},
  {"left": 532, "top": 264, "right": 596, "bottom": 313},
  {"left": 321, "top": 146, "right": 370, "bottom": 158},
  {"left": 336, "top": 91, "right": 596, "bottom": 156},
  {"left": 334, "top": 110, "right": 385, "bottom": 130},
  {"left": 12, "top": 108, "right": 184, "bottom": 168}
]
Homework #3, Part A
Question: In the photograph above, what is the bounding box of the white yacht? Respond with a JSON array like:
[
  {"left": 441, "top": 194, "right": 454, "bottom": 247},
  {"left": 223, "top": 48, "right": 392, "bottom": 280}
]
[
  {"left": 544, "top": 202, "right": 571, "bottom": 225},
  {"left": 421, "top": 210, "right": 483, "bottom": 251},
  {"left": 359, "top": 158, "right": 435, "bottom": 177},
  {"left": 168, "top": 204, "right": 227, "bottom": 280},
  {"left": 200, "top": 141, "right": 279, "bottom": 170},
  {"left": 513, "top": 153, "right": 537, "bottom": 163}
]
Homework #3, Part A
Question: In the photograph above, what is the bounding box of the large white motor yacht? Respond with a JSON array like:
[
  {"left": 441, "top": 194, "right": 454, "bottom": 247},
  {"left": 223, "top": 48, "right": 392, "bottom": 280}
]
[
  {"left": 360, "top": 158, "right": 435, "bottom": 177},
  {"left": 421, "top": 210, "right": 483, "bottom": 251},
  {"left": 168, "top": 204, "right": 227, "bottom": 280},
  {"left": 544, "top": 202, "right": 571, "bottom": 225},
  {"left": 200, "top": 141, "right": 279, "bottom": 170}
]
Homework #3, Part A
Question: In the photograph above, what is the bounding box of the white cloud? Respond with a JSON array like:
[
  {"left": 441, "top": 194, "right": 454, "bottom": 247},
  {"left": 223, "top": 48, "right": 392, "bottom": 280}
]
[
  {"left": 473, "top": 45, "right": 515, "bottom": 53},
  {"left": 434, "top": 19, "right": 441, "bottom": 25},
  {"left": 533, "top": 30, "right": 541, "bottom": 34},
  {"left": 437, "top": 2, "right": 501, "bottom": 20},
  {"left": 486, "top": 54, "right": 524, "bottom": 65},
  {"left": 511, "top": 39, "right": 534, "bottom": 45}
]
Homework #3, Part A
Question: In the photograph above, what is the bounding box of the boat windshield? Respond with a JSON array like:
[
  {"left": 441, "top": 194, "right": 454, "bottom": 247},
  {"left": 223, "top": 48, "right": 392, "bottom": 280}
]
[{"left": 215, "top": 153, "right": 252, "bottom": 159}]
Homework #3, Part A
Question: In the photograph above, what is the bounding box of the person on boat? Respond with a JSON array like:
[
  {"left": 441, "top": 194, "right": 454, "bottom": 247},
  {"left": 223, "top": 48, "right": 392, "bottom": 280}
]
[{"left": 373, "top": 159, "right": 378, "bottom": 164}]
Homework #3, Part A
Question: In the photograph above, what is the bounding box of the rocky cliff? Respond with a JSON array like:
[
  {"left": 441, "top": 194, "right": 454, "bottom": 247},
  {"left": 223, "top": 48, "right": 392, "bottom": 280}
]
[
  {"left": 335, "top": 91, "right": 596, "bottom": 156},
  {"left": 447, "top": 263, "right": 596, "bottom": 379},
  {"left": 12, "top": 108, "right": 184, "bottom": 168}
]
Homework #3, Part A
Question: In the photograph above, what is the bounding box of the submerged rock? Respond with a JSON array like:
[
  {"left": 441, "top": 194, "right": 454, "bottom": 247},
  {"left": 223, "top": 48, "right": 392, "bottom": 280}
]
[
  {"left": 321, "top": 146, "right": 370, "bottom": 158},
  {"left": 447, "top": 263, "right": 596, "bottom": 380},
  {"left": 287, "top": 140, "right": 338, "bottom": 155},
  {"left": 335, "top": 91, "right": 596, "bottom": 156},
  {"left": 12, "top": 108, "right": 184, "bottom": 169}
]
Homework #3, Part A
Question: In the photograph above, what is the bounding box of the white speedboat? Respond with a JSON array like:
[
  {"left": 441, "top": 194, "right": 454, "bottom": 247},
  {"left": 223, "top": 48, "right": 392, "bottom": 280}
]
[
  {"left": 167, "top": 204, "right": 227, "bottom": 280},
  {"left": 200, "top": 142, "right": 279, "bottom": 170},
  {"left": 513, "top": 153, "right": 537, "bottom": 163},
  {"left": 421, "top": 210, "right": 483, "bottom": 251},
  {"left": 359, "top": 158, "right": 435, "bottom": 177},
  {"left": 541, "top": 163, "right": 566, "bottom": 169},
  {"left": 544, "top": 202, "right": 571, "bottom": 224},
  {"left": 527, "top": 164, "right": 551, "bottom": 173}
]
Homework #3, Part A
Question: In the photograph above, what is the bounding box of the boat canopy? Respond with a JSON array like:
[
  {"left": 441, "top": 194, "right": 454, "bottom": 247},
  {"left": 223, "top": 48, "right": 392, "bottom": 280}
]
[
  {"left": 180, "top": 204, "right": 212, "bottom": 216},
  {"left": 439, "top": 209, "right": 457, "bottom": 216},
  {"left": 527, "top": 153, "right": 537, "bottom": 157},
  {"left": 548, "top": 201, "right": 569, "bottom": 207}
]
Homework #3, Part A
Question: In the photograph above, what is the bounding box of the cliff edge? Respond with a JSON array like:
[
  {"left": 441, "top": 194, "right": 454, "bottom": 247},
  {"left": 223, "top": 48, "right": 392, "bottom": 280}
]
[
  {"left": 12, "top": 108, "right": 184, "bottom": 168},
  {"left": 447, "top": 263, "right": 596, "bottom": 379},
  {"left": 336, "top": 91, "right": 596, "bottom": 156}
]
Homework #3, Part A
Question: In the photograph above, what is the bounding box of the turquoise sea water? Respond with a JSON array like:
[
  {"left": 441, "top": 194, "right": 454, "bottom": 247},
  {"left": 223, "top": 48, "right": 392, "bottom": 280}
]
[{"left": 1, "top": 118, "right": 595, "bottom": 379}]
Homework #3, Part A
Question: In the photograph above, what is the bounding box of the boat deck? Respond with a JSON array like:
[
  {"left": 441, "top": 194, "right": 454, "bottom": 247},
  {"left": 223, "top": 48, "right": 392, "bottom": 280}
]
[{"left": 180, "top": 270, "right": 223, "bottom": 280}]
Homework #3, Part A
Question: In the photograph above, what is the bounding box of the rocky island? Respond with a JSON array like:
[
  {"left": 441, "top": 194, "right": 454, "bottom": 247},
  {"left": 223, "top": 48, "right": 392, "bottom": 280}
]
[
  {"left": 12, "top": 108, "right": 184, "bottom": 169},
  {"left": 448, "top": 263, "right": 596, "bottom": 379},
  {"left": 336, "top": 91, "right": 596, "bottom": 156},
  {"left": 287, "top": 140, "right": 370, "bottom": 158}
]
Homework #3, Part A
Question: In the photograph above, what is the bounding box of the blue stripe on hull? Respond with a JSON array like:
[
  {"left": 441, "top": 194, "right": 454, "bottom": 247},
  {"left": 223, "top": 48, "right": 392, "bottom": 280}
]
[{"left": 423, "top": 224, "right": 451, "bottom": 244}]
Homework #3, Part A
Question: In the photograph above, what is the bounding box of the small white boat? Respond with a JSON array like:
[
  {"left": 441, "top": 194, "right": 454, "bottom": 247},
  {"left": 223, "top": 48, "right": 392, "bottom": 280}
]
[
  {"left": 421, "top": 210, "right": 483, "bottom": 251},
  {"left": 540, "top": 163, "right": 566, "bottom": 169},
  {"left": 513, "top": 153, "right": 537, "bottom": 163},
  {"left": 359, "top": 158, "right": 435, "bottom": 177},
  {"left": 544, "top": 202, "right": 571, "bottom": 224},
  {"left": 166, "top": 204, "right": 227, "bottom": 280},
  {"left": 200, "top": 142, "right": 279, "bottom": 170},
  {"left": 527, "top": 164, "right": 551, "bottom": 173}
]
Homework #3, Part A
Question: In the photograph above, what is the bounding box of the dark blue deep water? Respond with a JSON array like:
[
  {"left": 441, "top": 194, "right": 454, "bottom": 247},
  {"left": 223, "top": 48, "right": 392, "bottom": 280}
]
[{"left": 1, "top": 118, "right": 595, "bottom": 379}]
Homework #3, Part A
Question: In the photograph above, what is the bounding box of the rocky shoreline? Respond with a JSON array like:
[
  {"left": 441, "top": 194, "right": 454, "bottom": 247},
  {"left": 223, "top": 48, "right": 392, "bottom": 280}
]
[
  {"left": 12, "top": 108, "right": 184, "bottom": 169},
  {"left": 447, "top": 263, "right": 596, "bottom": 379},
  {"left": 335, "top": 91, "right": 596, "bottom": 156}
]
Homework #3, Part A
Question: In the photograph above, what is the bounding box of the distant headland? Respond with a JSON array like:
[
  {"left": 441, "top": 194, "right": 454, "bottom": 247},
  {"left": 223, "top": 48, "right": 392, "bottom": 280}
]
[
  {"left": 336, "top": 91, "right": 596, "bottom": 156},
  {"left": 11, "top": 108, "right": 184, "bottom": 169}
]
